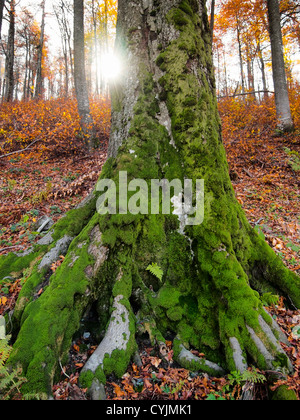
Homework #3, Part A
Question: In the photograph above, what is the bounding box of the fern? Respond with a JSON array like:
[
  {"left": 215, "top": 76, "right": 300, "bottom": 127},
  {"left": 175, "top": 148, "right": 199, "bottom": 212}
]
[
  {"left": 241, "top": 369, "right": 266, "bottom": 385},
  {"left": 0, "top": 335, "right": 35, "bottom": 400},
  {"left": 224, "top": 368, "right": 266, "bottom": 399},
  {"left": 146, "top": 263, "right": 163, "bottom": 282}
]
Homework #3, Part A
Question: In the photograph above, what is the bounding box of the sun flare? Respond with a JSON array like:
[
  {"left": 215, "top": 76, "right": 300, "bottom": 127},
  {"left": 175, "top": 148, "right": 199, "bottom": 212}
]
[{"left": 100, "top": 52, "right": 122, "bottom": 81}]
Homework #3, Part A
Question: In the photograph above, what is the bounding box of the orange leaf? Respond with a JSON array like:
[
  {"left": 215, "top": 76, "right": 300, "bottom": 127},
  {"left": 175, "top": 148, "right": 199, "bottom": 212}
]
[
  {"left": 75, "top": 363, "right": 83, "bottom": 368},
  {"left": 73, "top": 344, "right": 80, "bottom": 352},
  {"left": 112, "top": 383, "right": 126, "bottom": 398}
]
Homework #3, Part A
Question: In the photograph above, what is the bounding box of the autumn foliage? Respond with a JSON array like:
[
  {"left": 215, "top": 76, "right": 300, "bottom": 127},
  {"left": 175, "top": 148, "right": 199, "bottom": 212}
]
[
  {"left": 0, "top": 96, "right": 111, "bottom": 158},
  {"left": 0, "top": 97, "right": 110, "bottom": 255}
]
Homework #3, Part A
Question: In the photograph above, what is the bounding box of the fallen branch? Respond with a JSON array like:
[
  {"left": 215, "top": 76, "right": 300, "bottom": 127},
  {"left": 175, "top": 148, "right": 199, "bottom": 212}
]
[
  {"left": 0, "top": 138, "right": 42, "bottom": 159},
  {"left": 0, "top": 245, "right": 25, "bottom": 253},
  {"left": 218, "top": 90, "right": 274, "bottom": 99}
]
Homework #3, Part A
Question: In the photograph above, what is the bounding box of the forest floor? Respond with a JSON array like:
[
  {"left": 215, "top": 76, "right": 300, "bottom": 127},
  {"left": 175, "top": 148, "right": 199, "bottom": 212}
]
[{"left": 0, "top": 96, "right": 299, "bottom": 400}]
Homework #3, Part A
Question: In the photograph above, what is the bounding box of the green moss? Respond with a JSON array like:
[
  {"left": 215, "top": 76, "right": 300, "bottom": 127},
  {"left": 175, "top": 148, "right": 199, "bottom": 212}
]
[
  {"left": 8, "top": 217, "right": 100, "bottom": 395},
  {"left": 156, "top": 285, "right": 182, "bottom": 309},
  {"left": 79, "top": 370, "right": 95, "bottom": 389},
  {"left": 112, "top": 271, "right": 132, "bottom": 299},
  {"left": 0, "top": 249, "right": 44, "bottom": 282},
  {"left": 95, "top": 366, "right": 107, "bottom": 385},
  {"left": 178, "top": 0, "right": 194, "bottom": 16},
  {"left": 271, "top": 385, "right": 298, "bottom": 401},
  {"left": 166, "top": 306, "right": 183, "bottom": 322}
]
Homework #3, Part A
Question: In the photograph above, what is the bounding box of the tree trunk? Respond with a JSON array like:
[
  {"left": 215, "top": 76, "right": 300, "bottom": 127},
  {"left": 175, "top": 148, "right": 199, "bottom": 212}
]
[
  {"left": 0, "top": 0, "right": 5, "bottom": 39},
  {"left": 35, "top": 0, "right": 46, "bottom": 99},
  {"left": 210, "top": 0, "right": 215, "bottom": 36},
  {"left": 2, "top": 0, "right": 299, "bottom": 399},
  {"left": 92, "top": 0, "right": 99, "bottom": 96},
  {"left": 73, "top": 0, "right": 95, "bottom": 152},
  {"left": 267, "top": 0, "right": 294, "bottom": 132},
  {"left": 4, "top": 0, "right": 15, "bottom": 102},
  {"left": 236, "top": 19, "right": 245, "bottom": 96},
  {"left": 257, "top": 41, "right": 268, "bottom": 100}
]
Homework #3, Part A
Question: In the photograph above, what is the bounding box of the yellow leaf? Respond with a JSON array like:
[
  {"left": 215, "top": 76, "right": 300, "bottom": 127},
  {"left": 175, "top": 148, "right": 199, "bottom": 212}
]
[{"left": 1, "top": 297, "right": 8, "bottom": 306}]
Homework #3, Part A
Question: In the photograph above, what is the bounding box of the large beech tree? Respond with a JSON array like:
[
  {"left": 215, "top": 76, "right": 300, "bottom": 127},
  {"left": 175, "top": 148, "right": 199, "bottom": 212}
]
[{"left": 1, "top": 0, "right": 299, "bottom": 399}]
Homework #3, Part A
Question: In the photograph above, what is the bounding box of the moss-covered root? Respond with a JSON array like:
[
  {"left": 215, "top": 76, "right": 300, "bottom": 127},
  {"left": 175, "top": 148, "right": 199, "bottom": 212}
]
[
  {"left": 251, "top": 235, "right": 300, "bottom": 308},
  {"left": 79, "top": 295, "right": 136, "bottom": 397},
  {"left": 223, "top": 310, "right": 294, "bottom": 375},
  {"left": 174, "top": 338, "right": 225, "bottom": 377},
  {"left": 7, "top": 213, "right": 109, "bottom": 398}
]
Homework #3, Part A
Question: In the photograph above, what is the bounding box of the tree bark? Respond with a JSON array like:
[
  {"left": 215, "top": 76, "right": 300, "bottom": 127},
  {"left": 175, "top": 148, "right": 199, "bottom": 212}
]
[
  {"left": 35, "top": 0, "right": 46, "bottom": 99},
  {"left": 257, "top": 41, "right": 268, "bottom": 100},
  {"left": 236, "top": 18, "right": 245, "bottom": 96},
  {"left": 0, "top": 0, "right": 5, "bottom": 39},
  {"left": 73, "top": 0, "right": 95, "bottom": 152},
  {"left": 2, "top": 0, "right": 299, "bottom": 399},
  {"left": 4, "top": 0, "right": 15, "bottom": 102},
  {"left": 267, "top": 0, "right": 294, "bottom": 132},
  {"left": 210, "top": 0, "right": 215, "bottom": 36}
]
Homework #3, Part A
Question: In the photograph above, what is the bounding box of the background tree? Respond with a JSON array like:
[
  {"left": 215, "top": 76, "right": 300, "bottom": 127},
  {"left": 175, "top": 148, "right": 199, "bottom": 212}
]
[
  {"left": 0, "top": 0, "right": 5, "bottom": 39},
  {"left": 54, "top": 0, "right": 74, "bottom": 97},
  {"left": 267, "top": 0, "right": 294, "bottom": 132},
  {"left": 34, "top": 0, "right": 46, "bottom": 99},
  {"left": 16, "top": 9, "right": 41, "bottom": 101},
  {"left": 73, "top": 0, "right": 94, "bottom": 151},
  {"left": 3, "top": 0, "right": 15, "bottom": 102},
  {"left": 1, "top": 0, "right": 299, "bottom": 399}
]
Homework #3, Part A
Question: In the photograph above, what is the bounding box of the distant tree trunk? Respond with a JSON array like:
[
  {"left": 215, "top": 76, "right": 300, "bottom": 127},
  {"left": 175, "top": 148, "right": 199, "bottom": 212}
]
[
  {"left": 267, "top": 0, "right": 294, "bottom": 132},
  {"left": 236, "top": 20, "right": 245, "bottom": 95},
  {"left": 92, "top": 0, "right": 99, "bottom": 95},
  {"left": 74, "top": 0, "right": 95, "bottom": 152},
  {"left": 257, "top": 41, "right": 268, "bottom": 100},
  {"left": 4, "top": 0, "right": 15, "bottom": 102},
  {"left": 210, "top": 0, "right": 215, "bottom": 36},
  {"left": 35, "top": 0, "right": 46, "bottom": 99},
  {"left": 23, "top": 37, "right": 29, "bottom": 101},
  {"left": 0, "top": 0, "right": 5, "bottom": 38},
  {"left": 54, "top": 0, "right": 74, "bottom": 95}
]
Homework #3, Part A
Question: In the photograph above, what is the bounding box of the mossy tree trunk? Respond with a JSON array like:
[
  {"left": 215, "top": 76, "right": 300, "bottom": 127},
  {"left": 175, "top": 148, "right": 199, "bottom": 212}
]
[{"left": 1, "top": 0, "right": 299, "bottom": 398}]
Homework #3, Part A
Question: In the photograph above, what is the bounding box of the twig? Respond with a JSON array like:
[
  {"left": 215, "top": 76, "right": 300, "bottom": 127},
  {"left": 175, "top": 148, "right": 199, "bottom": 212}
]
[
  {"left": 218, "top": 90, "right": 274, "bottom": 99},
  {"left": 243, "top": 167, "right": 254, "bottom": 178},
  {"left": 0, "top": 138, "right": 42, "bottom": 159},
  {"left": 59, "top": 359, "right": 70, "bottom": 379},
  {"left": 0, "top": 245, "right": 25, "bottom": 253}
]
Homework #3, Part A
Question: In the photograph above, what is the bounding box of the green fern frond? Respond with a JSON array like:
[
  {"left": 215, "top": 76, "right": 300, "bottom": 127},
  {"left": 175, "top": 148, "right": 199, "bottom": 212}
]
[
  {"left": 0, "top": 336, "right": 27, "bottom": 400},
  {"left": 242, "top": 369, "right": 266, "bottom": 384},
  {"left": 146, "top": 263, "right": 163, "bottom": 282}
]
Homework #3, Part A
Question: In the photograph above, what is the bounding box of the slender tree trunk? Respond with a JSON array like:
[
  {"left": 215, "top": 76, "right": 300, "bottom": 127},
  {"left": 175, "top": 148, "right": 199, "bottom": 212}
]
[
  {"left": 236, "top": 20, "right": 245, "bottom": 95},
  {"left": 267, "top": 0, "right": 294, "bottom": 132},
  {"left": 23, "top": 39, "right": 29, "bottom": 101},
  {"left": 3, "top": 0, "right": 299, "bottom": 399},
  {"left": 210, "top": 0, "right": 215, "bottom": 36},
  {"left": 35, "top": 0, "right": 46, "bottom": 99},
  {"left": 0, "top": 0, "right": 5, "bottom": 39},
  {"left": 4, "top": 0, "right": 15, "bottom": 102},
  {"left": 73, "top": 0, "right": 95, "bottom": 152},
  {"left": 257, "top": 41, "right": 268, "bottom": 100},
  {"left": 92, "top": 0, "right": 99, "bottom": 95}
]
